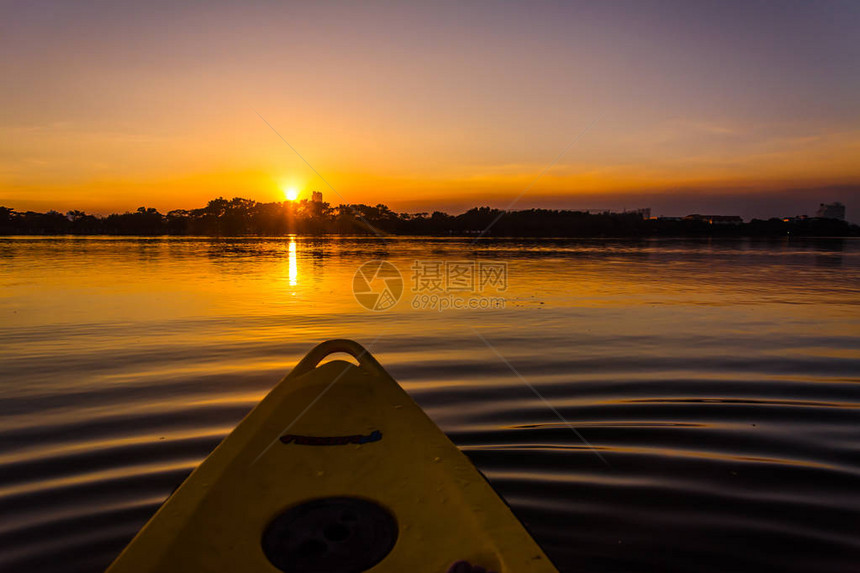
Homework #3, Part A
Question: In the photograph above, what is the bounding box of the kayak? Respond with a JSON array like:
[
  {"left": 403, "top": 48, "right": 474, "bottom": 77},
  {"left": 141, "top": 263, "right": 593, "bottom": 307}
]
[{"left": 106, "top": 339, "right": 558, "bottom": 573}]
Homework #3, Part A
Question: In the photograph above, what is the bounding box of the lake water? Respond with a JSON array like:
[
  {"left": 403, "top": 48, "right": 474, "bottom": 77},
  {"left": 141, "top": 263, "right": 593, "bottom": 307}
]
[{"left": 1, "top": 236, "right": 859, "bottom": 572}]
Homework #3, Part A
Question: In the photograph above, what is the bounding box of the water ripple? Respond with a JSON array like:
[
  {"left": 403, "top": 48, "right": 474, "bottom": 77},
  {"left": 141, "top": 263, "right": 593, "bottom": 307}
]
[{"left": 1, "top": 238, "right": 859, "bottom": 572}]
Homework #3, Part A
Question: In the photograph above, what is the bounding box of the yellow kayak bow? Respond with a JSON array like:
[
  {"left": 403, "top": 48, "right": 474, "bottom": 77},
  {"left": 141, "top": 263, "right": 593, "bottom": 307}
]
[{"left": 106, "top": 339, "right": 558, "bottom": 573}]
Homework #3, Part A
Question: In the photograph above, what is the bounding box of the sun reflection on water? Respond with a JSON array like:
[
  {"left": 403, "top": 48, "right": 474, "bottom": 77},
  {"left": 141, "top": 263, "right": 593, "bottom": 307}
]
[{"left": 288, "top": 239, "right": 298, "bottom": 286}]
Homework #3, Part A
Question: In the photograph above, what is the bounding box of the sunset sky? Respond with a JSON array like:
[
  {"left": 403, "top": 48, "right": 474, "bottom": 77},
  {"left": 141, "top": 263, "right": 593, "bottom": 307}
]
[{"left": 2, "top": 0, "right": 859, "bottom": 219}]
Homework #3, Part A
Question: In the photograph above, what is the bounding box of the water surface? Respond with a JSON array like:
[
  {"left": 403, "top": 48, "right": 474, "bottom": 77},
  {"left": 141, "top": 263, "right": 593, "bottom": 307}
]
[{"left": 1, "top": 237, "right": 859, "bottom": 572}]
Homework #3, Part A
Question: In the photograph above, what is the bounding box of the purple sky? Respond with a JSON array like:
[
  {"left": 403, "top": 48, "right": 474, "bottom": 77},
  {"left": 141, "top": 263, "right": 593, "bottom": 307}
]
[{"left": 2, "top": 1, "right": 859, "bottom": 220}]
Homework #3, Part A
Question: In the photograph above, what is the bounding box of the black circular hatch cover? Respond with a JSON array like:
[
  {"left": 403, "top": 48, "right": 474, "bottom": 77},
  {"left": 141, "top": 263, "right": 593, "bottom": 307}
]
[{"left": 262, "top": 497, "right": 398, "bottom": 573}]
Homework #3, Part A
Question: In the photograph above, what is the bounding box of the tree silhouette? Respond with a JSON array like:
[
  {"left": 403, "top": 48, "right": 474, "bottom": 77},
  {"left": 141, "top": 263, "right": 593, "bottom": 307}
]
[{"left": 0, "top": 199, "right": 856, "bottom": 237}]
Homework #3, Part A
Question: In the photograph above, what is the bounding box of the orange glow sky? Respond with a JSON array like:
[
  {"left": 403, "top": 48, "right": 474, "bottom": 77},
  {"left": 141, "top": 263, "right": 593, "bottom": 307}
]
[{"left": 2, "top": 1, "right": 859, "bottom": 218}]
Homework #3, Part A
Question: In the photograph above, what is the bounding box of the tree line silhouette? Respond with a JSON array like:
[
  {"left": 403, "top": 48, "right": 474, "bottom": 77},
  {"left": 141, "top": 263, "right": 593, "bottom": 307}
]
[{"left": 0, "top": 197, "right": 856, "bottom": 237}]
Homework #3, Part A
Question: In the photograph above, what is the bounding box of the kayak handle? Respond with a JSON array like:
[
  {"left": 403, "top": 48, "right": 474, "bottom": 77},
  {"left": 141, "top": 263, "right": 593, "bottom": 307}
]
[{"left": 291, "top": 339, "right": 386, "bottom": 378}]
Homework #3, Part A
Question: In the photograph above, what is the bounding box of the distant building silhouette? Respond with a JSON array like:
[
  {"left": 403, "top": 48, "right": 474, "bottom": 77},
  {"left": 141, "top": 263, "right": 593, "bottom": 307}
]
[
  {"left": 815, "top": 202, "right": 845, "bottom": 220},
  {"left": 312, "top": 191, "right": 323, "bottom": 203},
  {"left": 684, "top": 214, "right": 743, "bottom": 225},
  {"left": 628, "top": 207, "right": 651, "bottom": 219},
  {"left": 584, "top": 207, "right": 651, "bottom": 219}
]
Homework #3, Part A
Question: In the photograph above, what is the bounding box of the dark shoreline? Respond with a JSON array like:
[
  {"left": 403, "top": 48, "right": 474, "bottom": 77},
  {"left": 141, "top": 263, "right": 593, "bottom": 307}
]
[{"left": 2, "top": 200, "right": 857, "bottom": 238}]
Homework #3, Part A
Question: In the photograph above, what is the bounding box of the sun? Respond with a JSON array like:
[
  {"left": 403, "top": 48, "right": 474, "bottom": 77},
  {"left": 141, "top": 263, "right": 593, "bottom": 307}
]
[{"left": 284, "top": 187, "right": 299, "bottom": 201}]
